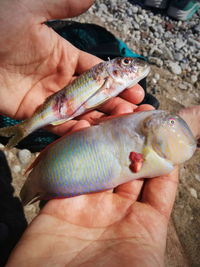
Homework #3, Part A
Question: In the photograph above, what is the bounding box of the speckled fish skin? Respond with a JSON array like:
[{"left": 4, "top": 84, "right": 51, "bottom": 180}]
[
  {"left": 0, "top": 57, "right": 150, "bottom": 148},
  {"left": 20, "top": 110, "right": 196, "bottom": 205}
]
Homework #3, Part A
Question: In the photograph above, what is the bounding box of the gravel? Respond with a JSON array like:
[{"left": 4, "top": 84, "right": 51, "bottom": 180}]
[
  {"left": 17, "top": 149, "right": 32, "bottom": 165},
  {"left": 87, "top": 0, "right": 200, "bottom": 82}
]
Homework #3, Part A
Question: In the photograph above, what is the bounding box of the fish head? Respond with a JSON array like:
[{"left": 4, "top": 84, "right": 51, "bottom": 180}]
[
  {"left": 107, "top": 57, "right": 150, "bottom": 87},
  {"left": 142, "top": 111, "right": 197, "bottom": 164}
]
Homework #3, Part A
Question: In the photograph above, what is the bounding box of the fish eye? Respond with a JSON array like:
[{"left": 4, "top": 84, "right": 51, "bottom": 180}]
[
  {"left": 168, "top": 117, "right": 176, "bottom": 126},
  {"left": 121, "top": 58, "right": 132, "bottom": 65}
]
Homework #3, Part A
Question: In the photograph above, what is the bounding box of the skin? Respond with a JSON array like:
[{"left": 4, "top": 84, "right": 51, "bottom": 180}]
[
  {"left": 7, "top": 168, "right": 179, "bottom": 267},
  {"left": 179, "top": 106, "right": 200, "bottom": 148},
  {"left": 0, "top": 0, "right": 182, "bottom": 266}
]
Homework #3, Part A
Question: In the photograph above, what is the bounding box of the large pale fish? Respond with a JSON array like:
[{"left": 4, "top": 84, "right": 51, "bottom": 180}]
[
  {"left": 0, "top": 57, "right": 150, "bottom": 148},
  {"left": 20, "top": 110, "right": 196, "bottom": 205}
]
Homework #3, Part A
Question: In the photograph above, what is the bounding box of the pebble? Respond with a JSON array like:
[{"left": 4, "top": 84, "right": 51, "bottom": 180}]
[
  {"left": 132, "top": 6, "right": 138, "bottom": 13},
  {"left": 154, "top": 73, "right": 160, "bottom": 80},
  {"left": 188, "top": 38, "right": 200, "bottom": 49},
  {"left": 0, "top": 143, "right": 4, "bottom": 149},
  {"left": 12, "top": 165, "right": 21, "bottom": 174},
  {"left": 99, "top": 3, "right": 108, "bottom": 13},
  {"left": 89, "top": 0, "right": 199, "bottom": 77},
  {"left": 152, "top": 78, "right": 157, "bottom": 84},
  {"left": 161, "top": 45, "right": 174, "bottom": 60},
  {"left": 132, "top": 21, "right": 140, "bottom": 30},
  {"left": 189, "top": 188, "right": 198, "bottom": 199},
  {"left": 193, "top": 24, "right": 200, "bottom": 33},
  {"left": 179, "top": 83, "right": 188, "bottom": 90},
  {"left": 7, "top": 151, "right": 15, "bottom": 161},
  {"left": 194, "top": 174, "right": 200, "bottom": 182},
  {"left": 18, "top": 149, "right": 32, "bottom": 165},
  {"left": 174, "top": 52, "right": 184, "bottom": 62},
  {"left": 149, "top": 57, "right": 163, "bottom": 67},
  {"left": 168, "top": 61, "right": 182, "bottom": 75},
  {"left": 191, "top": 75, "right": 198, "bottom": 83},
  {"left": 175, "top": 39, "right": 186, "bottom": 50}
]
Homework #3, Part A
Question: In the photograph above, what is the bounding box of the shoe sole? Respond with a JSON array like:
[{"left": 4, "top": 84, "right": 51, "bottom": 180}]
[
  {"left": 144, "top": 0, "right": 168, "bottom": 9},
  {"left": 167, "top": 2, "right": 200, "bottom": 20}
]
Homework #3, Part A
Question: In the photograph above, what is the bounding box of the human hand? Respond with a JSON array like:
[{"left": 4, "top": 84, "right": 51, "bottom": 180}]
[
  {"left": 7, "top": 166, "right": 178, "bottom": 267},
  {"left": 0, "top": 0, "right": 150, "bottom": 137}
]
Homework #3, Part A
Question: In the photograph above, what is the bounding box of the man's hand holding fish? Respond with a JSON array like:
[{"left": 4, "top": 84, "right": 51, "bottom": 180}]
[{"left": 0, "top": 1, "right": 196, "bottom": 267}]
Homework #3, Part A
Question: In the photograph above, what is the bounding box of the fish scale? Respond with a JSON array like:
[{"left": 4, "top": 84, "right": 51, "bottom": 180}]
[
  {"left": 20, "top": 110, "right": 196, "bottom": 205},
  {"left": 0, "top": 57, "right": 150, "bottom": 148}
]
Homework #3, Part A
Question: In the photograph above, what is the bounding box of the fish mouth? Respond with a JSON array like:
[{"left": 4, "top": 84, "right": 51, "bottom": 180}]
[
  {"left": 139, "top": 65, "right": 151, "bottom": 80},
  {"left": 127, "top": 65, "right": 150, "bottom": 88}
]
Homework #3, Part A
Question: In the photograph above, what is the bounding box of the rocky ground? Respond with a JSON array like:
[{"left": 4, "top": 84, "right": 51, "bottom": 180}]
[{"left": 0, "top": 0, "right": 199, "bottom": 266}]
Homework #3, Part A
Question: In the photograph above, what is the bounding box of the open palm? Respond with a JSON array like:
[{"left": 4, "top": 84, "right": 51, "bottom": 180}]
[
  {"left": 0, "top": 0, "right": 148, "bottom": 137},
  {"left": 7, "top": 168, "right": 178, "bottom": 267},
  {"left": 0, "top": 1, "right": 179, "bottom": 266}
]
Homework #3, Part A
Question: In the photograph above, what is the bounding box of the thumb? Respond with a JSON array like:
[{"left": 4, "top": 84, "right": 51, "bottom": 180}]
[{"left": 31, "top": 0, "right": 95, "bottom": 20}]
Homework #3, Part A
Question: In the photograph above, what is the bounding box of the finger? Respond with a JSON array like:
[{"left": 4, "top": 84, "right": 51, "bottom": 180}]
[
  {"left": 69, "top": 120, "right": 91, "bottom": 132},
  {"left": 134, "top": 104, "right": 155, "bottom": 112},
  {"left": 76, "top": 110, "right": 105, "bottom": 125},
  {"left": 142, "top": 166, "right": 179, "bottom": 219},
  {"left": 45, "top": 120, "right": 78, "bottom": 136},
  {"left": 76, "top": 50, "right": 103, "bottom": 74},
  {"left": 114, "top": 179, "right": 144, "bottom": 202},
  {"left": 98, "top": 97, "right": 137, "bottom": 115},
  {"left": 34, "top": 0, "right": 95, "bottom": 20},
  {"left": 119, "top": 84, "right": 145, "bottom": 105}
]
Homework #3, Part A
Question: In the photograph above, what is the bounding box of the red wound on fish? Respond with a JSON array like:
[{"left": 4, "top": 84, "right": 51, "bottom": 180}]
[{"left": 129, "top": 151, "right": 144, "bottom": 173}]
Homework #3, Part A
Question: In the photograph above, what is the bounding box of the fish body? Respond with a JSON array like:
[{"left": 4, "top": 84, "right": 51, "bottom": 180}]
[
  {"left": 20, "top": 110, "right": 196, "bottom": 205},
  {"left": 0, "top": 57, "right": 150, "bottom": 148}
]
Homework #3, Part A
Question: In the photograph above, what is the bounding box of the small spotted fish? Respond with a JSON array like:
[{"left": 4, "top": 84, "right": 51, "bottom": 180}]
[
  {"left": 20, "top": 110, "right": 196, "bottom": 205},
  {"left": 0, "top": 57, "right": 150, "bottom": 148}
]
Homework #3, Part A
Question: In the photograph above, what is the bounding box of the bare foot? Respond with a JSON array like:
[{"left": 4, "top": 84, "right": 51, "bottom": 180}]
[{"left": 179, "top": 106, "right": 200, "bottom": 148}]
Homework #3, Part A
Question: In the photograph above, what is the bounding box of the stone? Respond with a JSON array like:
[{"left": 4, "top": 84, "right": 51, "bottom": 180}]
[
  {"left": 132, "top": 6, "right": 139, "bottom": 13},
  {"left": 157, "top": 25, "right": 164, "bottom": 34},
  {"left": 154, "top": 73, "right": 160, "bottom": 80},
  {"left": 189, "top": 188, "right": 198, "bottom": 199},
  {"left": 165, "top": 22, "right": 174, "bottom": 31},
  {"left": 149, "top": 57, "right": 163, "bottom": 67},
  {"left": 13, "top": 165, "right": 21, "bottom": 173},
  {"left": 7, "top": 151, "right": 15, "bottom": 160},
  {"left": 161, "top": 45, "right": 174, "bottom": 60},
  {"left": 18, "top": 149, "right": 32, "bottom": 165},
  {"left": 193, "top": 24, "right": 200, "bottom": 33},
  {"left": 174, "top": 52, "right": 184, "bottom": 61},
  {"left": 188, "top": 38, "right": 200, "bottom": 49},
  {"left": 168, "top": 61, "right": 182, "bottom": 75},
  {"left": 175, "top": 39, "right": 186, "bottom": 50},
  {"left": 152, "top": 78, "right": 157, "bottom": 84},
  {"left": 149, "top": 46, "right": 163, "bottom": 56},
  {"left": 0, "top": 143, "right": 4, "bottom": 149},
  {"left": 191, "top": 75, "right": 198, "bottom": 83},
  {"left": 132, "top": 21, "right": 139, "bottom": 30},
  {"left": 179, "top": 83, "right": 188, "bottom": 90},
  {"left": 194, "top": 174, "right": 200, "bottom": 182},
  {"left": 99, "top": 3, "right": 108, "bottom": 13}
]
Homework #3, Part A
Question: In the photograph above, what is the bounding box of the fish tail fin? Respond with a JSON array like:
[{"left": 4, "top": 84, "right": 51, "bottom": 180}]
[
  {"left": 20, "top": 179, "right": 41, "bottom": 206},
  {"left": 0, "top": 123, "right": 27, "bottom": 148}
]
